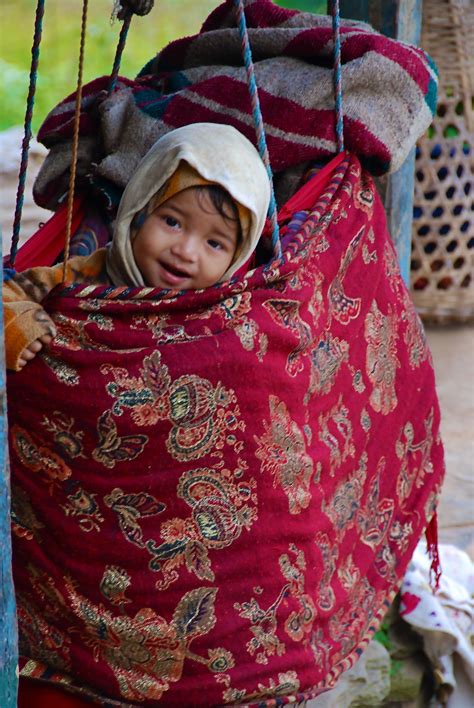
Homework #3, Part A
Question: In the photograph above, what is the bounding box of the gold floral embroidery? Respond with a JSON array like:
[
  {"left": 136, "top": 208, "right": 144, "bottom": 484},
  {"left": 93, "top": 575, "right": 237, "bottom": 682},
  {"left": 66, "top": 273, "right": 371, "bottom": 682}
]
[
  {"left": 64, "top": 577, "right": 229, "bottom": 703},
  {"left": 132, "top": 313, "right": 201, "bottom": 344},
  {"left": 41, "top": 352, "right": 79, "bottom": 386},
  {"left": 146, "top": 466, "right": 257, "bottom": 590},
  {"left": 42, "top": 411, "right": 86, "bottom": 460},
  {"left": 314, "top": 532, "right": 338, "bottom": 612},
  {"left": 255, "top": 396, "right": 313, "bottom": 514},
  {"left": 357, "top": 460, "right": 394, "bottom": 550},
  {"left": 307, "top": 333, "right": 349, "bottom": 402},
  {"left": 100, "top": 566, "right": 132, "bottom": 606},
  {"left": 235, "top": 545, "right": 316, "bottom": 665},
  {"left": 328, "top": 226, "right": 364, "bottom": 324},
  {"left": 318, "top": 394, "right": 355, "bottom": 473},
  {"left": 402, "top": 292, "right": 429, "bottom": 369},
  {"left": 62, "top": 485, "right": 104, "bottom": 532},
  {"left": 222, "top": 671, "right": 300, "bottom": 704},
  {"left": 11, "top": 425, "right": 72, "bottom": 492},
  {"left": 329, "top": 577, "right": 378, "bottom": 657},
  {"left": 104, "top": 488, "right": 166, "bottom": 548},
  {"left": 396, "top": 409, "right": 435, "bottom": 504},
  {"left": 101, "top": 352, "right": 244, "bottom": 462},
  {"left": 322, "top": 452, "right": 367, "bottom": 538},
  {"left": 365, "top": 300, "right": 400, "bottom": 414}
]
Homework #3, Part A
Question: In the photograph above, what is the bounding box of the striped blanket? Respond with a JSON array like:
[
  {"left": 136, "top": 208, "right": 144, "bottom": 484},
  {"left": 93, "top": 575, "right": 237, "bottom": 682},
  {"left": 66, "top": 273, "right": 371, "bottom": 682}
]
[{"left": 33, "top": 0, "right": 437, "bottom": 216}]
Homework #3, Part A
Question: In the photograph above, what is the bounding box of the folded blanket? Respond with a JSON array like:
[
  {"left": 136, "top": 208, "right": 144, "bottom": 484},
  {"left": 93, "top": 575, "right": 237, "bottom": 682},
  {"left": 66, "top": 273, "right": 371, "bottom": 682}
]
[{"left": 33, "top": 0, "right": 437, "bottom": 215}]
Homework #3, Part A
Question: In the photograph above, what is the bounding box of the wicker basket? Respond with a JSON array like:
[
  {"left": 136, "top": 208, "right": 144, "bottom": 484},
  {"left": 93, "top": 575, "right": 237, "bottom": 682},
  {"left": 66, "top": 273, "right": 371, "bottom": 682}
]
[{"left": 410, "top": 0, "right": 474, "bottom": 323}]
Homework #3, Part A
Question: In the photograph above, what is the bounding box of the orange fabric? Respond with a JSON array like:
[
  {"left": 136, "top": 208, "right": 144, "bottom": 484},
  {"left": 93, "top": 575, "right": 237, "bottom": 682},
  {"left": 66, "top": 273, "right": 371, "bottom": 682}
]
[
  {"left": 3, "top": 249, "right": 108, "bottom": 371},
  {"left": 19, "top": 678, "right": 94, "bottom": 707}
]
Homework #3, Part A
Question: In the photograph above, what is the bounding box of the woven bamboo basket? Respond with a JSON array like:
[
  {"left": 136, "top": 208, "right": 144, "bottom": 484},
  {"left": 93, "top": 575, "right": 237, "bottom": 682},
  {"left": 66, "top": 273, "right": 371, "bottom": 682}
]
[{"left": 410, "top": 0, "right": 474, "bottom": 323}]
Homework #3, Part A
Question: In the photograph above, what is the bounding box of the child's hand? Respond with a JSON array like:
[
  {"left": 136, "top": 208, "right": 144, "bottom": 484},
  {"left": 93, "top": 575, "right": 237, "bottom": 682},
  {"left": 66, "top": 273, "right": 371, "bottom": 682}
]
[{"left": 17, "top": 334, "right": 53, "bottom": 370}]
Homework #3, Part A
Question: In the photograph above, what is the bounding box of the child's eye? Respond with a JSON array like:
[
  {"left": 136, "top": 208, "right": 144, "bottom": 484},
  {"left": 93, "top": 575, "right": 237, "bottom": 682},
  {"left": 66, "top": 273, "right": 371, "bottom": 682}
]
[
  {"left": 208, "top": 239, "right": 223, "bottom": 250},
  {"left": 164, "top": 215, "right": 180, "bottom": 228}
]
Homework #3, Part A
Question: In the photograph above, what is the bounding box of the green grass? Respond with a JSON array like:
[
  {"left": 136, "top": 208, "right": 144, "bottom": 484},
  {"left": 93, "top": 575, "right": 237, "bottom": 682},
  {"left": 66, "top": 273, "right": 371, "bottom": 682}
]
[{"left": 0, "top": 0, "right": 327, "bottom": 133}]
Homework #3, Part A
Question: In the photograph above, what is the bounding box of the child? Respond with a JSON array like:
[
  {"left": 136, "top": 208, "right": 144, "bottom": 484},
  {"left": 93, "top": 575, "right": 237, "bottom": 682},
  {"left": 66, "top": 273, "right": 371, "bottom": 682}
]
[{"left": 4, "top": 122, "right": 271, "bottom": 371}]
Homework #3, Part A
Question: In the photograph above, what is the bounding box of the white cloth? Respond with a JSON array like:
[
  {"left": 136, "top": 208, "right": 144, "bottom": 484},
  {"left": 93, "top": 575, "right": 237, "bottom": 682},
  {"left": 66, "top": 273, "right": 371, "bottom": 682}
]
[{"left": 400, "top": 543, "right": 474, "bottom": 702}]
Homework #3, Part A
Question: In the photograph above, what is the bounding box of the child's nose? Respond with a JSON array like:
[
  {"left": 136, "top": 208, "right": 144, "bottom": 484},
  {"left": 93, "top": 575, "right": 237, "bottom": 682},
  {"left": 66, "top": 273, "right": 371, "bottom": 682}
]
[{"left": 171, "top": 235, "right": 198, "bottom": 261}]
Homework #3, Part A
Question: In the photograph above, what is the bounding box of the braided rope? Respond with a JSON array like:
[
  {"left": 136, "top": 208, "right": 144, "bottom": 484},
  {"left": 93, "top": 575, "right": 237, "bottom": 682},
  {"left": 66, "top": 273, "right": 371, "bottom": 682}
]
[
  {"left": 9, "top": 0, "right": 46, "bottom": 268},
  {"left": 233, "top": 0, "right": 281, "bottom": 259},
  {"left": 62, "top": 0, "right": 89, "bottom": 279},
  {"left": 330, "top": 0, "right": 345, "bottom": 153},
  {"left": 107, "top": 13, "right": 132, "bottom": 96},
  {"left": 108, "top": 0, "right": 154, "bottom": 95}
]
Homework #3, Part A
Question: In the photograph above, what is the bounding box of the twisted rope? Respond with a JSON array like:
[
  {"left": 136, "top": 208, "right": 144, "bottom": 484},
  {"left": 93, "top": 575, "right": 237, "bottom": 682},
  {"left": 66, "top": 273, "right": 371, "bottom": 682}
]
[
  {"left": 233, "top": 0, "right": 281, "bottom": 259},
  {"left": 108, "top": 0, "right": 154, "bottom": 95},
  {"left": 63, "top": 0, "right": 89, "bottom": 279},
  {"left": 330, "top": 0, "right": 344, "bottom": 153},
  {"left": 9, "top": 0, "right": 46, "bottom": 268},
  {"left": 107, "top": 14, "right": 132, "bottom": 96}
]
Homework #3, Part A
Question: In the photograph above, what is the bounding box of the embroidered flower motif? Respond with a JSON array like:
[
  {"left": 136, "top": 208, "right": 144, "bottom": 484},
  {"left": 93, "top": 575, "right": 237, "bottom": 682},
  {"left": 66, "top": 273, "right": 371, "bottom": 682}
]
[
  {"left": 63, "top": 579, "right": 223, "bottom": 703},
  {"left": 396, "top": 410, "right": 436, "bottom": 504},
  {"left": 402, "top": 292, "right": 429, "bottom": 369},
  {"left": 255, "top": 396, "right": 313, "bottom": 514},
  {"left": 100, "top": 566, "right": 132, "bottom": 606},
  {"left": 12, "top": 425, "right": 71, "bottom": 492},
  {"left": 42, "top": 411, "right": 86, "bottom": 459},
  {"left": 146, "top": 467, "right": 257, "bottom": 590},
  {"left": 318, "top": 395, "right": 355, "bottom": 473},
  {"left": 207, "top": 647, "right": 235, "bottom": 673},
  {"left": 62, "top": 485, "right": 104, "bottom": 532},
  {"left": 365, "top": 300, "right": 400, "bottom": 415}
]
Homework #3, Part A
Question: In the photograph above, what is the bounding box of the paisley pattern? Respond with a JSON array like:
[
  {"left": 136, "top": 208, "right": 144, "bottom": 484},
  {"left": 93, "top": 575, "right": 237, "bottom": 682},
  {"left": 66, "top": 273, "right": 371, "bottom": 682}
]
[{"left": 8, "top": 154, "right": 445, "bottom": 706}]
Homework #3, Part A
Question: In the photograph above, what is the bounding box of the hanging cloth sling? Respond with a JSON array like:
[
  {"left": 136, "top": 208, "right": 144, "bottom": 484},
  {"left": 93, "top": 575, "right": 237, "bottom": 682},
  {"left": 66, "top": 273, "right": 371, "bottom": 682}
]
[{"left": 7, "top": 0, "right": 444, "bottom": 705}]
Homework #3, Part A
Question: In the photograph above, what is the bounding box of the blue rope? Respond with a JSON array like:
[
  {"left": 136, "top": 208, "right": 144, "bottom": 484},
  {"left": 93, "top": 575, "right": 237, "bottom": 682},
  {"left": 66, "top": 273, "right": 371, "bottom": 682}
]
[
  {"left": 330, "top": 0, "right": 344, "bottom": 153},
  {"left": 9, "top": 0, "right": 46, "bottom": 268},
  {"left": 233, "top": 0, "right": 281, "bottom": 259}
]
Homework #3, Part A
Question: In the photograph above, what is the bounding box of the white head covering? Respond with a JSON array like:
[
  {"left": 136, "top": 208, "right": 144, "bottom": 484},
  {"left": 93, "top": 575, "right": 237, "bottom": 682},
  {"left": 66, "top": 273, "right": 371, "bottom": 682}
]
[{"left": 106, "top": 123, "right": 271, "bottom": 287}]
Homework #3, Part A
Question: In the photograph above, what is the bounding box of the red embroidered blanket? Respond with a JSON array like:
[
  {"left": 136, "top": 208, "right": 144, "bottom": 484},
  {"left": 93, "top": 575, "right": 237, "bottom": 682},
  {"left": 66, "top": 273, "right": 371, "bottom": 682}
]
[{"left": 9, "top": 155, "right": 444, "bottom": 705}]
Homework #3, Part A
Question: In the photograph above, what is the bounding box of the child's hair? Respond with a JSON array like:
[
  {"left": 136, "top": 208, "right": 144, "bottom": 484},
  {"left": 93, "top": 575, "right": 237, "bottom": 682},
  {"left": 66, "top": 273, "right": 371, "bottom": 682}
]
[{"left": 194, "top": 185, "right": 242, "bottom": 249}]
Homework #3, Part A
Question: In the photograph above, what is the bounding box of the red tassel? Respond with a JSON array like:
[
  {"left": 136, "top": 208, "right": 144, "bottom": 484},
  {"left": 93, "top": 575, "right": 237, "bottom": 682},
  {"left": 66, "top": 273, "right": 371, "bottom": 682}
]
[{"left": 425, "top": 510, "right": 442, "bottom": 592}]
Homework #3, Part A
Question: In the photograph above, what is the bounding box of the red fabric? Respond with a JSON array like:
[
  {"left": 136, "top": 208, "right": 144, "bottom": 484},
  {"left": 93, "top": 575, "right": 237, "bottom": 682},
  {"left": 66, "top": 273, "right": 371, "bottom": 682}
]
[
  {"left": 9, "top": 155, "right": 445, "bottom": 706},
  {"left": 6, "top": 194, "right": 85, "bottom": 272},
  {"left": 19, "top": 678, "right": 94, "bottom": 707},
  {"left": 278, "top": 151, "right": 348, "bottom": 222}
]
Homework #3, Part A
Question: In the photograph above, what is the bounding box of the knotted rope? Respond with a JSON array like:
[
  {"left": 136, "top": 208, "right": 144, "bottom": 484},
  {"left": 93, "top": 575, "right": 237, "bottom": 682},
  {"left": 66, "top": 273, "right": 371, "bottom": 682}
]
[
  {"left": 9, "top": 0, "right": 46, "bottom": 268},
  {"left": 62, "top": 0, "right": 89, "bottom": 279},
  {"left": 108, "top": 0, "right": 155, "bottom": 95},
  {"left": 331, "top": 0, "right": 344, "bottom": 153},
  {"left": 233, "top": 0, "right": 281, "bottom": 259}
]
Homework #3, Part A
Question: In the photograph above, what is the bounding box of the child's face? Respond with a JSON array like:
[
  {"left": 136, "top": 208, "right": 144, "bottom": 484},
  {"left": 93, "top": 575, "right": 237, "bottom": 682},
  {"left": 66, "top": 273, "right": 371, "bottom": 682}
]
[{"left": 132, "top": 188, "right": 239, "bottom": 289}]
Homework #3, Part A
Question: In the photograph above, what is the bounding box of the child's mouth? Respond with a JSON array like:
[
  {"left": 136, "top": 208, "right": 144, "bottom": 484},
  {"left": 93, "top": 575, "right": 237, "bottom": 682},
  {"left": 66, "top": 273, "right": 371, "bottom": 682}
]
[{"left": 158, "top": 261, "right": 191, "bottom": 284}]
